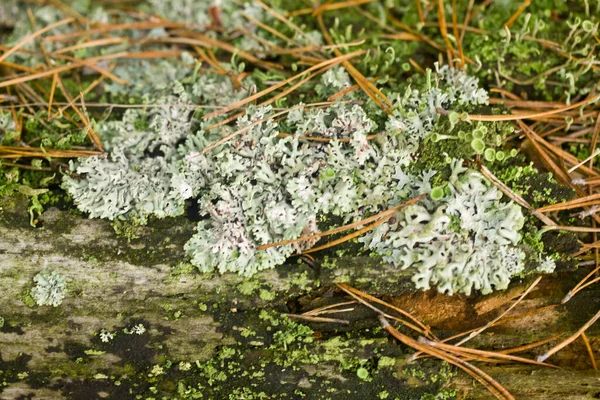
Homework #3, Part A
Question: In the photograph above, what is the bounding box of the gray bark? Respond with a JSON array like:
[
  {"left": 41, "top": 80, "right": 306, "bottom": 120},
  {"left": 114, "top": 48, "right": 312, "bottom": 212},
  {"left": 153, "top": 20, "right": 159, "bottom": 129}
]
[{"left": 0, "top": 194, "right": 599, "bottom": 400}]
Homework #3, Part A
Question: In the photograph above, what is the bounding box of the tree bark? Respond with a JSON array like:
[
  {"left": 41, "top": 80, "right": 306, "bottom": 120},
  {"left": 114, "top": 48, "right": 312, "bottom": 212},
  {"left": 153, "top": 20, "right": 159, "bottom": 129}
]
[{"left": 0, "top": 194, "right": 598, "bottom": 400}]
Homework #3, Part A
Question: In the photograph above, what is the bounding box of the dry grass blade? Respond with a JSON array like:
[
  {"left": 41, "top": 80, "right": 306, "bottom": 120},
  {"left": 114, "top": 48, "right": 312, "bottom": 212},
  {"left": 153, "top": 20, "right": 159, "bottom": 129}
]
[
  {"left": 563, "top": 261, "right": 600, "bottom": 303},
  {"left": 590, "top": 114, "right": 600, "bottom": 170},
  {"left": 301, "top": 213, "right": 395, "bottom": 254},
  {"left": 276, "top": 132, "right": 378, "bottom": 142},
  {"left": 537, "top": 309, "right": 600, "bottom": 363},
  {"left": 47, "top": 73, "right": 58, "bottom": 119},
  {"left": 410, "top": 305, "right": 561, "bottom": 362}
]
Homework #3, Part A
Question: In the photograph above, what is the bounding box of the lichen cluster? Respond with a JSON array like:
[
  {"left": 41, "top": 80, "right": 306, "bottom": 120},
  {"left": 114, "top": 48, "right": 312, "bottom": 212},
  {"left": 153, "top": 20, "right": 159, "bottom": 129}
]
[
  {"left": 62, "top": 56, "right": 551, "bottom": 294},
  {"left": 3, "top": 0, "right": 577, "bottom": 296}
]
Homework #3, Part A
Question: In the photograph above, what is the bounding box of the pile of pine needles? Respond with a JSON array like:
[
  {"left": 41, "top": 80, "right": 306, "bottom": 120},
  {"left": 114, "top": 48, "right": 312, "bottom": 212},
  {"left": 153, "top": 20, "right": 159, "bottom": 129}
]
[{"left": 1, "top": 1, "right": 599, "bottom": 398}]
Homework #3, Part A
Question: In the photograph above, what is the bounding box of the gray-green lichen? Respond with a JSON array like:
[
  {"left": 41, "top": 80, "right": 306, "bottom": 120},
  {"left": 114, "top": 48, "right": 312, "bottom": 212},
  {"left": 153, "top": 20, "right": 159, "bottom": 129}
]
[
  {"left": 31, "top": 270, "right": 66, "bottom": 307},
  {"left": 0, "top": 0, "right": 551, "bottom": 295},
  {"left": 62, "top": 60, "right": 553, "bottom": 295}
]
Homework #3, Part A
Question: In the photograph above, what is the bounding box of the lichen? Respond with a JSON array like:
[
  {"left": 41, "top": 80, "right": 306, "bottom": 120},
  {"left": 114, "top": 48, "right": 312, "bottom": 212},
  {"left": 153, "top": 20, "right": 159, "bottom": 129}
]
[
  {"left": 61, "top": 60, "right": 552, "bottom": 295},
  {"left": 31, "top": 269, "right": 66, "bottom": 307}
]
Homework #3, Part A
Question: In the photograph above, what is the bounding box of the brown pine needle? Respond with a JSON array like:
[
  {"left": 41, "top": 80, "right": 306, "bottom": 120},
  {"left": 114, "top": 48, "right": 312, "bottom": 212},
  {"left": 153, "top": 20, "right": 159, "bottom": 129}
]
[
  {"left": 415, "top": 0, "right": 425, "bottom": 24},
  {"left": 446, "top": 93, "right": 600, "bottom": 122},
  {"left": 479, "top": 164, "right": 557, "bottom": 226},
  {"left": 257, "top": 198, "right": 421, "bottom": 251},
  {"left": 202, "top": 50, "right": 366, "bottom": 120},
  {"left": 436, "top": 0, "right": 454, "bottom": 64},
  {"left": 540, "top": 225, "right": 600, "bottom": 233},
  {"left": 297, "top": 195, "right": 426, "bottom": 256},
  {"left": 303, "top": 301, "right": 357, "bottom": 317},
  {"left": 47, "top": 73, "right": 58, "bottom": 119},
  {"left": 536, "top": 193, "right": 600, "bottom": 213},
  {"left": 316, "top": 15, "right": 392, "bottom": 113},
  {"left": 380, "top": 316, "right": 515, "bottom": 400},
  {"left": 0, "top": 50, "right": 180, "bottom": 89},
  {"left": 454, "top": 276, "right": 543, "bottom": 347},
  {"left": 0, "top": 17, "right": 75, "bottom": 64},
  {"left": 285, "top": 314, "right": 349, "bottom": 324},
  {"left": 52, "top": 37, "right": 129, "bottom": 55},
  {"left": 42, "top": 21, "right": 184, "bottom": 42},
  {"left": 411, "top": 305, "right": 560, "bottom": 362},
  {"left": 255, "top": 0, "right": 319, "bottom": 47},
  {"left": 581, "top": 332, "right": 598, "bottom": 370},
  {"left": 0, "top": 146, "right": 102, "bottom": 158},
  {"left": 52, "top": 69, "right": 111, "bottom": 119},
  {"left": 421, "top": 339, "right": 558, "bottom": 369},
  {"left": 498, "top": 333, "right": 565, "bottom": 355},
  {"left": 537, "top": 309, "right": 600, "bottom": 363},
  {"left": 312, "top": 0, "right": 378, "bottom": 15},
  {"left": 451, "top": 0, "right": 464, "bottom": 67},
  {"left": 336, "top": 283, "right": 434, "bottom": 338},
  {"left": 504, "top": 0, "right": 532, "bottom": 29},
  {"left": 197, "top": 107, "right": 300, "bottom": 156},
  {"left": 152, "top": 34, "right": 281, "bottom": 70}
]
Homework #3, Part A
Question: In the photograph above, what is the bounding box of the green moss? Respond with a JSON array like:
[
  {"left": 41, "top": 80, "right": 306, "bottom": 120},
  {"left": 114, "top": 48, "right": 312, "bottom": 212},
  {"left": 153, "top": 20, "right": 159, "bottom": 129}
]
[{"left": 258, "top": 289, "right": 276, "bottom": 301}]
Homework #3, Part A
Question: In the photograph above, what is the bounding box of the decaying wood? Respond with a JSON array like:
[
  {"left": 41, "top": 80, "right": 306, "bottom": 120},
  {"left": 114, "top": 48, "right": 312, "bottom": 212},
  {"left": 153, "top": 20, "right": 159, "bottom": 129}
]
[{"left": 0, "top": 195, "right": 599, "bottom": 399}]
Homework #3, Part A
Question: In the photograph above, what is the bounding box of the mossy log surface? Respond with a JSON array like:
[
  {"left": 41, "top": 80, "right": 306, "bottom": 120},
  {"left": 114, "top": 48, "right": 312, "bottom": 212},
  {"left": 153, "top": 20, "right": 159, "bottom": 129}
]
[{"left": 1, "top": 195, "right": 599, "bottom": 400}]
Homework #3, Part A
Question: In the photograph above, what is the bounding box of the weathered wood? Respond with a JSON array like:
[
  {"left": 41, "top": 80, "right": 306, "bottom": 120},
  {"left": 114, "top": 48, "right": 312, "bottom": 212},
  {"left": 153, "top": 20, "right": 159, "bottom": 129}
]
[{"left": 0, "top": 195, "right": 599, "bottom": 399}]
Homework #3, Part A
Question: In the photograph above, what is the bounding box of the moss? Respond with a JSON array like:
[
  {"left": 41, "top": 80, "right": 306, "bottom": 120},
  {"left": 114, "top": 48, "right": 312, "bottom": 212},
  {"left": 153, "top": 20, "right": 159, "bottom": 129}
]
[{"left": 259, "top": 289, "right": 277, "bottom": 301}]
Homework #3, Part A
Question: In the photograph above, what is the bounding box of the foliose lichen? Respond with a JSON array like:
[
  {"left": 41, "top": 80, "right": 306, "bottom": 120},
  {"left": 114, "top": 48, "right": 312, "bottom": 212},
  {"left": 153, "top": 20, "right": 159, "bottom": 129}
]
[{"left": 31, "top": 269, "right": 66, "bottom": 307}]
